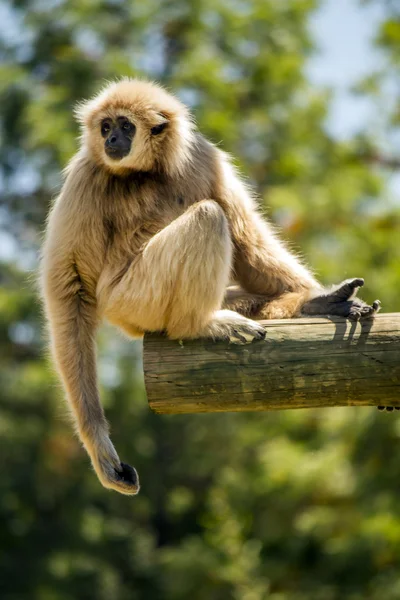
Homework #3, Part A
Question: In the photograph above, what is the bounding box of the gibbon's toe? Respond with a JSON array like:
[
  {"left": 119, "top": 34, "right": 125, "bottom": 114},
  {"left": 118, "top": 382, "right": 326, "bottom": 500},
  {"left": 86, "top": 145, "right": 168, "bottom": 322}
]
[
  {"left": 348, "top": 300, "right": 380, "bottom": 321},
  {"left": 360, "top": 304, "right": 377, "bottom": 317},
  {"left": 349, "top": 277, "right": 365, "bottom": 289},
  {"left": 356, "top": 299, "right": 381, "bottom": 320},
  {"left": 228, "top": 320, "right": 266, "bottom": 345},
  {"left": 332, "top": 277, "right": 365, "bottom": 301},
  {"left": 348, "top": 307, "right": 362, "bottom": 321}
]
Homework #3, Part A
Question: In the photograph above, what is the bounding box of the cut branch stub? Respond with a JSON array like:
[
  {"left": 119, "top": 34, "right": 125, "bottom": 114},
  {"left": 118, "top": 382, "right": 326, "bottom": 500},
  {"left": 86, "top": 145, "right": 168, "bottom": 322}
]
[{"left": 143, "top": 314, "right": 400, "bottom": 414}]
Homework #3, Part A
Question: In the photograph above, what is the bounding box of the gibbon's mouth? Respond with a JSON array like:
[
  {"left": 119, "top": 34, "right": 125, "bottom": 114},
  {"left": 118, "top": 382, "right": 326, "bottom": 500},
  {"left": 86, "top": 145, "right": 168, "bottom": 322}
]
[{"left": 105, "top": 147, "right": 130, "bottom": 161}]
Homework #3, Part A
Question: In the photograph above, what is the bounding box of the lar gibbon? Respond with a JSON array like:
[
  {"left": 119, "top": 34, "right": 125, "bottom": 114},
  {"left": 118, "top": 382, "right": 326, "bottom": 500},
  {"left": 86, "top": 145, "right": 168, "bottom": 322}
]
[{"left": 41, "top": 79, "right": 380, "bottom": 495}]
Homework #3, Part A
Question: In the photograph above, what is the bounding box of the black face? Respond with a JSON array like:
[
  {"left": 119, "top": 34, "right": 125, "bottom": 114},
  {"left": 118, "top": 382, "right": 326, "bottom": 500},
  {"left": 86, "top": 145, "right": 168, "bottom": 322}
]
[{"left": 101, "top": 117, "right": 135, "bottom": 160}]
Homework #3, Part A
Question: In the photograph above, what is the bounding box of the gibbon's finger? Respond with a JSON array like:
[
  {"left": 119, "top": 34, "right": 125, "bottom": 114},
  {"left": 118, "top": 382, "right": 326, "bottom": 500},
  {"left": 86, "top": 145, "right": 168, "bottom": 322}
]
[
  {"left": 348, "top": 307, "right": 362, "bottom": 321},
  {"left": 330, "top": 278, "right": 365, "bottom": 301},
  {"left": 97, "top": 454, "right": 140, "bottom": 495},
  {"left": 115, "top": 463, "right": 140, "bottom": 487}
]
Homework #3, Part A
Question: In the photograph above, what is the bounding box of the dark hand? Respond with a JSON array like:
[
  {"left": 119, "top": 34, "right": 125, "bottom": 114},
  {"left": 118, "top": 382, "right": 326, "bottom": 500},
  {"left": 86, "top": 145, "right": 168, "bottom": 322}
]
[{"left": 302, "top": 278, "right": 380, "bottom": 320}]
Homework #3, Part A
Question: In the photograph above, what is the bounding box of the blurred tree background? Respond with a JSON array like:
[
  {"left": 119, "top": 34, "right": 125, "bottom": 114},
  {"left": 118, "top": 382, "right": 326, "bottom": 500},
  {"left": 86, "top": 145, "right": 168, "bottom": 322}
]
[{"left": 0, "top": 0, "right": 399, "bottom": 598}]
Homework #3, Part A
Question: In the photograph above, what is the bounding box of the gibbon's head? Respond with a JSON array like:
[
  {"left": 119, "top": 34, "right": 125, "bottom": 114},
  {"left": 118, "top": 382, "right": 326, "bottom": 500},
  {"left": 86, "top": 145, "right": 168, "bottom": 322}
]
[{"left": 75, "top": 79, "right": 195, "bottom": 177}]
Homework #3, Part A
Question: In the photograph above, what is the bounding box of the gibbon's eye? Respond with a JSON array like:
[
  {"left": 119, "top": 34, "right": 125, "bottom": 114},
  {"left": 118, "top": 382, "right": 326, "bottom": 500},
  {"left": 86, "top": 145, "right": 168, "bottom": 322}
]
[
  {"left": 151, "top": 122, "right": 167, "bottom": 136},
  {"left": 101, "top": 121, "right": 111, "bottom": 137},
  {"left": 122, "top": 121, "right": 134, "bottom": 133}
]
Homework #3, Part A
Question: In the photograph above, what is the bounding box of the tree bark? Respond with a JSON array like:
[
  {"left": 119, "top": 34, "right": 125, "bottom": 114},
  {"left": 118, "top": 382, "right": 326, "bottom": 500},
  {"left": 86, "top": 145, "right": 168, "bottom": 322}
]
[{"left": 143, "top": 314, "right": 400, "bottom": 414}]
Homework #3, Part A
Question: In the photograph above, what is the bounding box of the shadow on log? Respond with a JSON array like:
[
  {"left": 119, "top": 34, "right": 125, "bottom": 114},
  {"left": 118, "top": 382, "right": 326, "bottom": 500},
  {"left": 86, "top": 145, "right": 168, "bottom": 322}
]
[{"left": 143, "top": 314, "right": 400, "bottom": 414}]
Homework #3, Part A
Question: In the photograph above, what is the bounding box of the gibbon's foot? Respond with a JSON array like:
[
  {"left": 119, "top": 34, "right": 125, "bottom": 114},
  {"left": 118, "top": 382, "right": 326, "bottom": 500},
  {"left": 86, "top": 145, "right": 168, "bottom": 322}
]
[
  {"left": 377, "top": 406, "right": 400, "bottom": 412},
  {"left": 301, "top": 278, "right": 381, "bottom": 320},
  {"left": 205, "top": 310, "right": 266, "bottom": 344}
]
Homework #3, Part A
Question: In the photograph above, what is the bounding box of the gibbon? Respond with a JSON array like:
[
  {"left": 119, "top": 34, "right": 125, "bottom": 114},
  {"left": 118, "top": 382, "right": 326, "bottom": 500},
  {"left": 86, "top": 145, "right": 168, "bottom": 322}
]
[{"left": 41, "top": 79, "right": 380, "bottom": 495}]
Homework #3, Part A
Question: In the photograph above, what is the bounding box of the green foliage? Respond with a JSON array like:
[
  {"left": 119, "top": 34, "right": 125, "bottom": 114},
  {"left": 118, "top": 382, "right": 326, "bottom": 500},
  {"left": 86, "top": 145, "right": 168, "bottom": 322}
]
[{"left": 0, "top": 1, "right": 399, "bottom": 598}]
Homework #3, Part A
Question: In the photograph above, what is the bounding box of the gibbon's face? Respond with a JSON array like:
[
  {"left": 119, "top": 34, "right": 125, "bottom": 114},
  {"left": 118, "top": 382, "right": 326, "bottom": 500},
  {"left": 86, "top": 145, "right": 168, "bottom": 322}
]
[
  {"left": 100, "top": 114, "right": 167, "bottom": 162},
  {"left": 76, "top": 79, "right": 194, "bottom": 176},
  {"left": 101, "top": 116, "right": 136, "bottom": 161}
]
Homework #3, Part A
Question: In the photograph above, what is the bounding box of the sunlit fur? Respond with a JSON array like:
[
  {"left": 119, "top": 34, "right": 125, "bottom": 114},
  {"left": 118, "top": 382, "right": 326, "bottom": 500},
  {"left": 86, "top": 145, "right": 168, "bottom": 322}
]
[{"left": 41, "top": 78, "right": 322, "bottom": 495}]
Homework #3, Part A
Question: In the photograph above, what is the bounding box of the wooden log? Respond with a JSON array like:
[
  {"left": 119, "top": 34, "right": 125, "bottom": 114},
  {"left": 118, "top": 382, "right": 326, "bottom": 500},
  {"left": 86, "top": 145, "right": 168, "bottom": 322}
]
[{"left": 143, "top": 313, "right": 400, "bottom": 414}]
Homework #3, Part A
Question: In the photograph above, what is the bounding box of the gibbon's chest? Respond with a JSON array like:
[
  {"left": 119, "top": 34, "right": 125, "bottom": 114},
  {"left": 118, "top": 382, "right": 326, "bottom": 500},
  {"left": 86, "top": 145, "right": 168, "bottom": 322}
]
[
  {"left": 102, "top": 181, "right": 185, "bottom": 258},
  {"left": 100, "top": 167, "right": 213, "bottom": 261}
]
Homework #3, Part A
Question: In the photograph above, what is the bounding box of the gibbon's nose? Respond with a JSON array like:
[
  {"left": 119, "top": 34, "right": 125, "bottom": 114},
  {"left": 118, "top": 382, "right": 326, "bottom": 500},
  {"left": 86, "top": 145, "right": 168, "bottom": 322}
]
[
  {"left": 105, "top": 130, "right": 132, "bottom": 160},
  {"left": 106, "top": 132, "right": 122, "bottom": 148}
]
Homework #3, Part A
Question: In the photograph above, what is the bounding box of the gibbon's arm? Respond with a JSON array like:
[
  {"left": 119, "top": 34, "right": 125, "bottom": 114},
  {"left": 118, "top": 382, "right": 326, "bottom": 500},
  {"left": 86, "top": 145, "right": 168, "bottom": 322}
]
[
  {"left": 215, "top": 154, "right": 320, "bottom": 298},
  {"left": 41, "top": 195, "right": 139, "bottom": 495},
  {"left": 215, "top": 153, "right": 380, "bottom": 320}
]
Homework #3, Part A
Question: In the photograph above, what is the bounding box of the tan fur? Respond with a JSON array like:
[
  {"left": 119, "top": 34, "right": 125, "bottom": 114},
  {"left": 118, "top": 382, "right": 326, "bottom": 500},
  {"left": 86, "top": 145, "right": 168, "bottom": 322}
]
[{"left": 41, "top": 79, "right": 321, "bottom": 494}]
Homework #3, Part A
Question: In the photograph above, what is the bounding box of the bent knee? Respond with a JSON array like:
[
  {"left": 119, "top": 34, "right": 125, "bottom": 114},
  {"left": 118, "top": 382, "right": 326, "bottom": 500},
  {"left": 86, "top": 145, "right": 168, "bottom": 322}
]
[{"left": 189, "top": 200, "right": 228, "bottom": 234}]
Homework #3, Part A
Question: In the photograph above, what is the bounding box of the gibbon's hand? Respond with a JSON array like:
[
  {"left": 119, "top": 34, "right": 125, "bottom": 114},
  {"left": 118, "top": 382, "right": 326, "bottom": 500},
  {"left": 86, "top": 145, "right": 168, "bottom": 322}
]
[
  {"left": 301, "top": 278, "right": 381, "bottom": 320},
  {"left": 92, "top": 435, "right": 140, "bottom": 495}
]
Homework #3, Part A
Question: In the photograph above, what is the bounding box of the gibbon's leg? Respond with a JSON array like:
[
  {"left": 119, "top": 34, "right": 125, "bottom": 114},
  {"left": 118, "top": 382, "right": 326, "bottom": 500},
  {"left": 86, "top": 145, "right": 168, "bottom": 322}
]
[
  {"left": 105, "top": 200, "right": 266, "bottom": 343},
  {"left": 223, "top": 286, "right": 306, "bottom": 319},
  {"left": 225, "top": 280, "right": 381, "bottom": 321}
]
